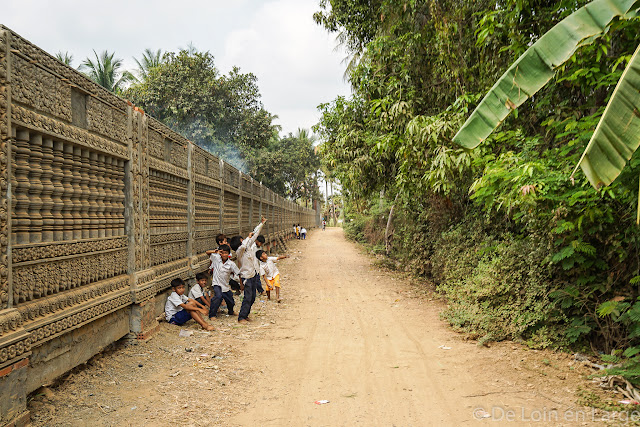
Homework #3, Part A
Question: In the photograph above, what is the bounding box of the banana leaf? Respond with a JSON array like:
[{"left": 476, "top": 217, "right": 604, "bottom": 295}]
[
  {"left": 572, "top": 43, "right": 640, "bottom": 189},
  {"left": 453, "top": 0, "right": 640, "bottom": 149}
]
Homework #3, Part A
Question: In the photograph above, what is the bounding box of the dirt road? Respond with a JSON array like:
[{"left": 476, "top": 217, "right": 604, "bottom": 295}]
[
  {"left": 30, "top": 228, "right": 613, "bottom": 426},
  {"left": 230, "top": 228, "right": 602, "bottom": 426}
]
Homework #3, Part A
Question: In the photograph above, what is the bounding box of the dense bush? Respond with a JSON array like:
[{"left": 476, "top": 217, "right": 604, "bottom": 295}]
[{"left": 315, "top": 0, "right": 640, "bottom": 381}]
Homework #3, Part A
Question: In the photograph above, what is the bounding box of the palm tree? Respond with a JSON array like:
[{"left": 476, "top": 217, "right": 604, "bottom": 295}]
[
  {"left": 133, "top": 48, "right": 163, "bottom": 81},
  {"left": 335, "top": 30, "right": 365, "bottom": 83},
  {"left": 179, "top": 42, "right": 198, "bottom": 55},
  {"left": 80, "top": 50, "right": 136, "bottom": 93},
  {"left": 295, "top": 128, "right": 317, "bottom": 144},
  {"left": 55, "top": 51, "right": 74, "bottom": 66}
]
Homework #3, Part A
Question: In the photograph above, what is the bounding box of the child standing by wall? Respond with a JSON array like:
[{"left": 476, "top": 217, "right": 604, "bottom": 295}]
[
  {"left": 206, "top": 244, "right": 240, "bottom": 318},
  {"left": 300, "top": 227, "right": 307, "bottom": 240},
  {"left": 165, "top": 278, "right": 214, "bottom": 331},
  {"left": 229, "top": 217, "right": 267, "bottom": 323},
  {"left": 256, "top": 250, "right": 288, "bottom": 303},
  {"left": 253, "top": 235, "right": 266, "bottom": 295}
]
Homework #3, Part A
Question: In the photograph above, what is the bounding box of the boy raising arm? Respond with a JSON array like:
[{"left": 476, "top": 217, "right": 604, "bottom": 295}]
[{"left": 229, "top": 217, "right": 267, "bottom": 323}]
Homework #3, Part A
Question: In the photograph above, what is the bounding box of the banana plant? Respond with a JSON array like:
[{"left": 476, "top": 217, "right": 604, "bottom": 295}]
[
  {"left": 453, "top": 0, "right": 640, "bottom": 218},
  {"left": 571, "top": 43, "right": 640, "bottom": 189},
  {"left": 454, "top": 0, "right": 639, "bottom": 149}
]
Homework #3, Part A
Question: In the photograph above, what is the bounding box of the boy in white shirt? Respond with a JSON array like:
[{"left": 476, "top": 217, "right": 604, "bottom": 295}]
[
  {"left": 300, "top": 227, "right": 307, "bottom": 240},
  {"left": 256, "top": 250, "right": 288, "bottom": 303},
  {"left": 253, "top": 235, "right": 266, "bottom": 295},
  {"left": 229, "top": 217, "right": 267, "bottom": 323},
  {"left": 165, "top": 278, "right": 214, "bottom": 331},
  {"left": 188, "top": 272, "right": 211, "bottom": 308},
  {"left": 206, "top": 244, "right": 240, "bottom": 318}
]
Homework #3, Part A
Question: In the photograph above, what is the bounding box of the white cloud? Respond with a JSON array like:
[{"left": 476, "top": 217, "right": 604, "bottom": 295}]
[{"left": 218, "top": 0, "right": 351, "bottom": 135}]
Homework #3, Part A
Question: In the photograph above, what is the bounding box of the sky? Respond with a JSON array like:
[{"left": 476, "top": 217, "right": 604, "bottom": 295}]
[{"left": 2, "top": 0, "right": 353, "bottom": 137}]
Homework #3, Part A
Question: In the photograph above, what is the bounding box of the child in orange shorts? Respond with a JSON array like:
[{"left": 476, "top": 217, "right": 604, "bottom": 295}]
[{"left": 256, "top": 250, "right": 288, "bottom": 303}]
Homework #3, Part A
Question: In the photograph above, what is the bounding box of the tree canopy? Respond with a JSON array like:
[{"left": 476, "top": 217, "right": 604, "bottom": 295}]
[{"left": 124, "top": 48, "right": 319, "bottom": 201}]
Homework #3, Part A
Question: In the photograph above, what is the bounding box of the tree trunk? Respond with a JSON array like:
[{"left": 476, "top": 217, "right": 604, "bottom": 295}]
[
  {"left": 330, "top": 180, "right": 338, "bottom": 225},
  {"left": 325, "top": 175, "right": 329, "bottom": 220},
  {"left": 385, "top": 194, "right": 399, "bottom": 256}
]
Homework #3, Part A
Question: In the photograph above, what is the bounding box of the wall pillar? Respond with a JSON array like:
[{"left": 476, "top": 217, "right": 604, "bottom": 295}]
[
  {"left": 128, "top": 110, "right": 156, "bottom": 339},
  {"left": 218, "top": 159, "right": 224, "bottom": 234}
]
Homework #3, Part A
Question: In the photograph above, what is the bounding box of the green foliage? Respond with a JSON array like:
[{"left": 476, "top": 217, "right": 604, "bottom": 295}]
[
  {"left": 126, "top": 50, "right": 319, "bottom": 199},
  {"left": 252, "top": 131, "right": 321, "bottom": 201},
  {"left": 434, "top": 222, "right": 560, "bottom": 347},
  {"left": 454, "top": 0, "right": 640, "bottom": 149},
  {"left": 313, "top": 0, "right": 382, "bottom": 53},
  {"left": 126, "top": 50, "right": 274, "bottom": 166},
  {"left": 315, "top": 0, "right": 640, "bottom": 379},
  {"left": 55, "top": 51, "right": 73, "bottom": 67},
  {"left": 133, "top": 48, "right": 164, "bottom": 82},
  {"left": 80, "top": 50, "right": 136, "bottom": 94},
  {"left": 343, "top": 214, "right": 369, "bottom": 243}
]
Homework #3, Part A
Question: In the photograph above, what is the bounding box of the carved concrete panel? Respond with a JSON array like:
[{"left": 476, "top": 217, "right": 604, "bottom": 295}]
[
  {"left": 0, "top": 27, "right": 317, "bottom": 412},
  {"left": 223, "top": 191, "right": 239, "bottom": 234}
]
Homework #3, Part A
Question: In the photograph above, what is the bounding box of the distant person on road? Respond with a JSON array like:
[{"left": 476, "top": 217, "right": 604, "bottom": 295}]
[
  {"left": 188, "top": 272, "right": 211, "bottom": 309},
  {"left": 257, "top": 250, "right": 288, "bottom": 303},
  {"left": 206, "top": 244, "right": 240, "bottom": 318},
  {"left": 229, "top": 217, "right": 267, "bottom": 323},
  {"left": 165, "top": 278, "right": 214, "bottom": 331},
  {"left": 301, "top": 227, "right": 307, "bottom": 239},
  {"left": 322, "top": 220, "right": 326, "bottom": 231}
]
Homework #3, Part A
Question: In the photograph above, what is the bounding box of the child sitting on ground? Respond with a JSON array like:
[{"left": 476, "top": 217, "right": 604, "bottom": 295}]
[
  {"left": 256, "top": 250, "right": 288, "bottom": 303},
  {"left": 165, "top": 278, "right": 214, "bottom": 331},
  {"left": 188, "top": 272, "right": 211, "bottom": 308}
]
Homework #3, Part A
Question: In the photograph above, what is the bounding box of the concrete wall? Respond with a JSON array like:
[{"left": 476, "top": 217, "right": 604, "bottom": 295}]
[{"left": 0, "top": 26, "right": 316, "bottom": 425}]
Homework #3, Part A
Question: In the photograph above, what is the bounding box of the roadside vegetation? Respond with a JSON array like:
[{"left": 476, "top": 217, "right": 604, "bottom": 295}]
[{"left": 314, "top": 0, "right": 640, "bottom": 385}]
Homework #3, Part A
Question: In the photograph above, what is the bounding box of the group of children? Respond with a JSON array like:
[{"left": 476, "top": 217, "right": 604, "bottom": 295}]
[
  {"left": 164, "top": 217, "right": 294, "bottom": 329},
  {"left": 293, "top": 224, "right": 307, "bottom": 240}
]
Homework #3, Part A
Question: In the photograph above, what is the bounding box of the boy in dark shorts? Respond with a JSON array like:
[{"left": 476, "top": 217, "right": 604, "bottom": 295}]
[
  {"left": 165, "top": 278, "right": 214, "bottom": 331},
  {"left": 208, "top": 244, "right": 240, "bottom": 318}
]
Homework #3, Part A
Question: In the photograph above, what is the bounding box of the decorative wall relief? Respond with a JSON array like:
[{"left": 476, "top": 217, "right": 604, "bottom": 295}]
[
  {"left": 10, "top": 128, "right": 125, "bottom": 244},
  {"left": 0, "top": 26, "right": 316, "bottom": 385}
]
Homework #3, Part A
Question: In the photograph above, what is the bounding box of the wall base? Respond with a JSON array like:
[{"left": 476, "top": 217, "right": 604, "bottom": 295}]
[
  {"left": 26, "top": 307, "right": 130, "bottom": 394},
  {"left": 129, "top": 289, "right": 170, "bottom": 340},
  {"left": 0, "top": 357, "right": 29, "bottom": 426}
]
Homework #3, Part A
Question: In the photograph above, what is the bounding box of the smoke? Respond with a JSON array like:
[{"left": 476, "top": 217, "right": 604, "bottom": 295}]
[{"left": 168, "top": 117, "right": 249, "bottom": 174}]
